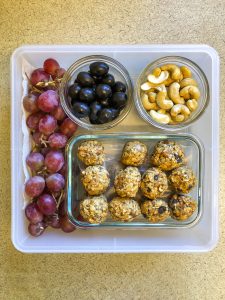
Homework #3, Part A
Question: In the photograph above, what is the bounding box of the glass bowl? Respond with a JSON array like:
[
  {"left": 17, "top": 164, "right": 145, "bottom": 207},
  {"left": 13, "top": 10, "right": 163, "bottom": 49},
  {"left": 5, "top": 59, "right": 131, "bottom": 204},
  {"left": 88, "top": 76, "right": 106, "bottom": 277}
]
[
  {"left": 59, "top": 55, "right": 133, "bottom": 130},
  {"left": 135, "top": 56, "right": 209, "bottom": 131}
]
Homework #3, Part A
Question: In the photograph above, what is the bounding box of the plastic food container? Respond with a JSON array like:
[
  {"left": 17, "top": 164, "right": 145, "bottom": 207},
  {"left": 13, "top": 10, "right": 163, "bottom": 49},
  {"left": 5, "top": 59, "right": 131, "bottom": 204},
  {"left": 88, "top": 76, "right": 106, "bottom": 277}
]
[
  {"left": 135, "top": 56, "right": 209, "bottom": 131},
  {"left": 11, "top": 45, "right": 219, "bottom": 253}
]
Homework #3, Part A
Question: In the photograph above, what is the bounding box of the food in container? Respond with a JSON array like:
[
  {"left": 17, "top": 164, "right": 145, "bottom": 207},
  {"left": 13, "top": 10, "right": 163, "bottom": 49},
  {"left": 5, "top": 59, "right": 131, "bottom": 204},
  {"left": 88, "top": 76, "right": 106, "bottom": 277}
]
[
  {"left": 141, "top": 199, "right": 170, "bottom": 223},
  {"left": 80, "top": 195, "right": 108, "bottom": 224},
  {"left": 77, "top": 140, "right": 105, "bottom": 166},
  {"left": 109, "top": 197, "right": 141, "bottom": 222},
  {"left": 121, "top": 141, "right": 147, "bottom": 166},
  {"left": 169, "top": 194, "right": 197, "bottom": 221},
  {"left": 169, "top": 166, "right": 197, "bottom": 194}
]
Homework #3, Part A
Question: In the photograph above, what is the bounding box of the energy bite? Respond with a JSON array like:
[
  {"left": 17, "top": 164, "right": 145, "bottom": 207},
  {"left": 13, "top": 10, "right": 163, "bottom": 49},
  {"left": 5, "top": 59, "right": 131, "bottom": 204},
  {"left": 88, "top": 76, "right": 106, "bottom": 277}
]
[
  {"left": 109, "top": 197, "right": 141, "bottom": 222},
  {"left": 80, "top": 195, "right": 108, "bottom": 224},
  {"left": 81, "top": 165, "right": 110, "bottom": 195},
  {"left": 140, "top": 167, "right": 168, "bottom": 199},
  {"left": 150, "top": 140, "right": 185, "bottom": 171},
  {"left": 169, "top": 166, "right": 197, "bottom": 194},
  {"left": 114, "top": 166, "right": 141, "bottom": 198},
  {"left": 169, "top": 194, "right": 197, "bottom": 221},
  {"left": 141, "top": 199, "right": 170, "bottom": 223},
  {"left": 77, "top": 140, "right": 104, "bottom": 166},
  {"left": 121, "top": 141, "right": 147, "bottom": 166}
]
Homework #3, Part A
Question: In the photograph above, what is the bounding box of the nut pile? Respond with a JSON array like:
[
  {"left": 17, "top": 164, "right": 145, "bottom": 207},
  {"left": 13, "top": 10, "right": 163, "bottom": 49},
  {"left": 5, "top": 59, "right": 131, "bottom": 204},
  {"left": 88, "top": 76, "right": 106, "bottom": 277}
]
[{"left": 140, "top": 64, "right": 201, "bottom": 125}]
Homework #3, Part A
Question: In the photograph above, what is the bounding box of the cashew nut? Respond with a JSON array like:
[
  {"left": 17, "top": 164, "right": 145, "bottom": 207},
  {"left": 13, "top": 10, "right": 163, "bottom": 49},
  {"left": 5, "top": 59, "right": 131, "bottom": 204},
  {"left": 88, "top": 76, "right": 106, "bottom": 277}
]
[
  {"left": 141, "top": 94, "right": 159, "bottom": 110},
  {"left": 186, "top": 99, "right": 198, "bottom": 112},
  {"left": 180, "top": 66, "right": 192, "bottom": 78},
  {"left": 180, "top": 85, "right": 200, "bottom": 100},
  {"left": 180, "top": 78, "right": 197, "bottom": 88},
  {"left": 172, "top": 115, "right": 185, "bottom": 122},
  {"left": 171, "top": 104, "right": 191, "bottom": 121},
  {"left": 154, "top": 84, "right": 167, "bottom": 94},
  {"left": 168, "top": 82, "right": 185, "bottom": 104},
  {"left": 152, "top": 67, "right": 161, "bottom": 77},
  {"left": 141, "top": 82, "right": 154, "bottom": 91},
  {"left": 157, "top": 109, "right": 166, "bottom": 114},
  {"left": 148, "top": 92, "right": 157, "bottom": 103},
  {"left": 156, "top": 91, "right": 174, "bottom": 110},
  {"left": 161, "top": 64, "right": 182, "bottom": 81},
  {"left": 147, "top": 71, "right": 169, "bottom": 84},
  {"left": 149, "top": 110, "right": 170, "bottom": 124}
]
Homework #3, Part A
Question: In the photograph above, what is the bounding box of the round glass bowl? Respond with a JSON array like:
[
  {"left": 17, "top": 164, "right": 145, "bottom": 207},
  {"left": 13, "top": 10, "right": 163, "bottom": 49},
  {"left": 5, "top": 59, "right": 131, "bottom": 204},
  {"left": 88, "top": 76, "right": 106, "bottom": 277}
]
[
  {"left": 59, "top": 55, "right": 133, "bottom": 130},
  {"left": 135, "top": 56, "right": 209, "bottom": 131}
]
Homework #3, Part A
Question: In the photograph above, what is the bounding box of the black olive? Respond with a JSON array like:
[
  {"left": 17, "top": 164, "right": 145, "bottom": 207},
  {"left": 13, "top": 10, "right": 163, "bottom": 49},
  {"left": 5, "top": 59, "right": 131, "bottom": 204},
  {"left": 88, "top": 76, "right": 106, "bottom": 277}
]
[
  {"left": 72, "top": 102, "right": 90, "bottom": 118},
  {"left": 99, "top": 98, "right": 110, "bottom": 107},
  {"left": 68, "top": 83, "right": 81, "bottom": 100},
  {"left": 96, "top": 84, "right": 112, "bottom": 99},
  {"left": 102, "top": 74, "right": 115, "bottom": 87},
  {"left": 113, "top": 81, "right": 126, "bottom": 93},
  {"left": 89, "top": 62, "right": 109, "bottom": 77},
  {"left": 111, "top": 108, "right": 120, "bottom": 119},
  {"left": 93, "top": 76, "right": 103, "bottom": 84},
  {"left": 97, "top": 108, "right": 115, "bottom": 124},
  {"left": 90, "top": 101, "right": 102, "bottom": 115},
  {"left": 76, "top": 72, "right": 95, "bottom": 87},
  {"left": 111, "top": 92, "right": 127, "bottom": 109},
  {"left": 79, "top": 87, "right": 95, "bottom": 103}
]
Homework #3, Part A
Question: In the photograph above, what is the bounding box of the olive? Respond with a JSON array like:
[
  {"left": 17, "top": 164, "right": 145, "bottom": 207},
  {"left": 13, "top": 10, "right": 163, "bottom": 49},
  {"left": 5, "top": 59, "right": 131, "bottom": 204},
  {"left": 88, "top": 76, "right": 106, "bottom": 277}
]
[
  {"left": 93, "top": 76, "right": 103, "bottom": 84},
  {"left": 89, "top": 62, "right": 109, "bottom": 77},
  {"left": 113, "top": 81, "right": 126, "bottom": 93},
  {"left": 76, "top": 72, "right": 95, "bottom": 87},
  {"left": 111, "top": 92, "right": 127, "bottom": 109},
  {"left": 72, "top": 102, "right": 90, "bottom": 118},
  {"left": 102, "top": 74, "right": 115, "bottom": 87},
  {"left": 90, "top": 101, "right": 102, "bottom": 115},
  {"left": 79, "top": 87, "right": 95, "bottom": 103},
  {"left": 68, "top": 83, "right": 81, "bottom": 100},
  {"left": 111, "top": 108, "right": 120, "bottom": 119},
  {"left": 96, "top": 84, "right": 112, "bottom": 99},
  {"left": 98, "top": 108, "right": 116, "bottom": 124},
  {"left": 99, "top": 98, "right": 110, "bottom": 107}
]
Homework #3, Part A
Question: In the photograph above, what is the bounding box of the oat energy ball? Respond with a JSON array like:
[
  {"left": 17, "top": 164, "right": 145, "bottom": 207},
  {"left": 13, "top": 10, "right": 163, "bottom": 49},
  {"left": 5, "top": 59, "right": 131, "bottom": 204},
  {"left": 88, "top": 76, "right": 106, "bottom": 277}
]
[
  {"left": 80, "top": 195, "right": 108, "bottom": 224},
  {"left": 81, "top": 166, "right": 110, "bottom": 195},
  {"left": 77, "top": 140, "right": 105, "bottom": 166},
  {"left": 109, "top": 197, "right": 141, "bottom": 222},
  {"left": 121, "top": 141, "right": 147, "bottom": 166},
  {"left": 150, "top": 140, "right": 185, "bottom": 171},
  {"left": 169, "top": 194, "right": 197, "bottom": 221},
  {"left": 140, "top": 167, "right": 168, "bottom": 199},
  {"left": 169, "top": 166, "right": 197, "bottom": 194},
  {"left": 141, "top": 199, "right": 170, "bottom": 223},
  {"left": 114, "top": 166, "right": 141, "bottom": 198}
]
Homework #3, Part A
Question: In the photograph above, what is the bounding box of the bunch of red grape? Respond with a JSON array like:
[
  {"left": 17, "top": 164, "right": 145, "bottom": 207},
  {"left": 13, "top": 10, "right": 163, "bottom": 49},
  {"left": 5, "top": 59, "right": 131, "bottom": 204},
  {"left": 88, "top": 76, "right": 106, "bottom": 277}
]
[{"left": 23, "top": 58, "right": 78, "bottom": 237}]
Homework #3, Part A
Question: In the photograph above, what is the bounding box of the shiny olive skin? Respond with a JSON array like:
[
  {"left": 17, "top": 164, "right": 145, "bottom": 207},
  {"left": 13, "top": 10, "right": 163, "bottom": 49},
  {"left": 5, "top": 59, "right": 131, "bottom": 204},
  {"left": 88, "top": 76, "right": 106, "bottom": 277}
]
[
  {"left": 99, "top": 98, "right": 111, "bottom": 107},
  {"left": 89, "top": 101, "right": 102, "bottom": 124},
  {"left": 72, "top": 102, "right": 90, "bottom": 118},
  {"left": 79, "top": 87, "right": 95, "bottom": 103},
  {"left": 97, "top": 108, "right": 118, "bottom": 124},
  {"left": 89, "top": 62, "right": 109, "bottom": 77},
  {"left": 68, "top": 83, "right": 81, "bottom": 100},
  {"left": 102, "top": 74, "right": 115, "bottom": 87},
  {"left": 77, "top": 72, "right": 95, "bottom": 87},
  {"left": 111, "top": 92, "right": 127, "bottom": 109},
  {"left": 96, "top": 84, "right": 112, "bottom": 99},
  {"left": 113, "top": 81, "right": 126, "bottom": 93}
]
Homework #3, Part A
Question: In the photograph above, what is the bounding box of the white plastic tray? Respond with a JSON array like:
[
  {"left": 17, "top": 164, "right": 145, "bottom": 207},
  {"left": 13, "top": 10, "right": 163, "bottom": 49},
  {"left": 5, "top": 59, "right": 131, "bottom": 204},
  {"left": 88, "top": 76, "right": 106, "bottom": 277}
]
[{"left": 11, "top": 45, "right": 220, "bottom": 253}]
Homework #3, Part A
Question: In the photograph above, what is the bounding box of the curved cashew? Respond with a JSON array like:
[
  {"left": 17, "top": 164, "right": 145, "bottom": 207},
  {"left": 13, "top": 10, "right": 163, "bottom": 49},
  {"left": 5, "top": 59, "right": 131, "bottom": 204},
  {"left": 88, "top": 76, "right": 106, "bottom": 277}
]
[
  {"left": 156, "top": 91, "right": 174, "bottom": 110},
  {"left": 168, "top": 82, "right": 185, "bottom": 104},
  {"left": 157, "top": 109, "right": 166, "bottom": 114},
  {"left": 172, "top": 115, "right": 185, "bottom": 122},
  {"left": 180, "top": 78, "right": 197, "bottom": 88},
  {"left": 152, "top": 67, "right": 161, "bottom": 77},
  {"left": 149, "top": 110, "right": 170, "bottom": 124},
  {"left": 154, "top": 84, "right": 167, "bottom": 94},
  {"left": 141, "top": 94, "right": 159, "bottom": 110},
  {"left": 186, "top": 99, "right": 198, "bottom": 112},
  {"left": 180, "top": 66, "right": 192, "bottom": 78},
  {"left": 147, "top": 71, "right": 169, "bottom": 84},
  {"left": 180, "top": 85, "right": 200, "bottom": 100},
  {"left": 171, "top": 104, "right": 191, "bottom": 121},
  {"left": 148, "top": 92, "right": 157, "bottom": 103},
  {"left": 161, "top": 64, "right": 182, "bottom": 81},
  {"left": 141, "top": 82, "right": 154, "bottom": 91},
  {"left": 163, "top": 77, "right": 174, "bottom": 86}
]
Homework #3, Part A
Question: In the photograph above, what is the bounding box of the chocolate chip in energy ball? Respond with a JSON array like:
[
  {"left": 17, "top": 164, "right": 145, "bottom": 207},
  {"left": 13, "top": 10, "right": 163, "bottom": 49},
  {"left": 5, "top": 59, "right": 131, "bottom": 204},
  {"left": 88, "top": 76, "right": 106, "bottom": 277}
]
[
  {"left": 158, "top": 206, "right": 167, "bottom": 214},
  {"left": 154, "top": 174, "right": 159, "bottom": 181},
  {"left": 174, "top": 154, "right": 182, "bottom": 163}
]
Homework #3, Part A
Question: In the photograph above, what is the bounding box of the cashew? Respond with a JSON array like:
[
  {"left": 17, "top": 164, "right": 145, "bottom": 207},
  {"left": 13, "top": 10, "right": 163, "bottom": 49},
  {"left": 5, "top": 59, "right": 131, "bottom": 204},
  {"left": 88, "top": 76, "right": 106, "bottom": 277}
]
[
  {"left": 148, "top": 92, "right": 157, "bottom": 103},
  {"left": 180, "top": 78, "right": 197, "bottom": 88},
  {"left": 156, "top": 91, "right": 174, "bottom": 110},
  {"left": 171, "top": 104, "right": 191, "bottom": 121},
  {"left": 172, "top": 115, "right": 185, "bottom": 122},
  {"left": 141, "top": 82, "right": 154, "bottom": 91},
  {"left": 154, "top": 84, "right": 167, "bottom": 94},
  {"left": 180, "top": 66, "right": 192, "bottom": 78},
  {"left": 180, "top": 85, "right": 200, "bottom": 100},
  {"left": 147, "top": 71, "right": 169, "bottom": 84},
  {"left": 157, "top": 109, "right": 166, "bottom": 114},
  {"left": 168, "top": 82, "right": 185, "bottom": 104},
  {"left": 152, "top": 67, "right": 161, "bottom": 77},
  {"left": 186, "top": 99, "right": 198, "bottom": 112},
  {"left": 164, "top": 77, "right": 174, "bottom": 86},
  {"left": 161, "top": 64, "right": 182, "bottom": 81},
  {"left": 149, "top": 110, "right": 170, "bottom": 124},
  {"left": 141, "top": 94, "right": 159, "bottom": 110}
]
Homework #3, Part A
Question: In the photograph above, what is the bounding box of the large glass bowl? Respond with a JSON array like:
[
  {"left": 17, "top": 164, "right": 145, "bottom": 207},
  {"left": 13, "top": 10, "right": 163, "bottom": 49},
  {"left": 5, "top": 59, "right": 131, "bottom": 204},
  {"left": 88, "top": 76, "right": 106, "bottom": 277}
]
[
  {"left": 59, "top": 55, "right": 133, "bottom": 130},
  {"left": 135, "top": 56, "right": 209, "bottom": 131}
]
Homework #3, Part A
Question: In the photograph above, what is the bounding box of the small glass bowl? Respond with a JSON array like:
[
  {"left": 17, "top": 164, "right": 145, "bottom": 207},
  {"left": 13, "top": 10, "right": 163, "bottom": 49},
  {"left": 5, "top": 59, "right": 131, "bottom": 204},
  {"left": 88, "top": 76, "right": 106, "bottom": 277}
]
[
  {"left": 59, "top": 55, "right": 133, "bottom": 130},
  {"left": 135, "top": 56, "right": 209, "bottom": 131}
]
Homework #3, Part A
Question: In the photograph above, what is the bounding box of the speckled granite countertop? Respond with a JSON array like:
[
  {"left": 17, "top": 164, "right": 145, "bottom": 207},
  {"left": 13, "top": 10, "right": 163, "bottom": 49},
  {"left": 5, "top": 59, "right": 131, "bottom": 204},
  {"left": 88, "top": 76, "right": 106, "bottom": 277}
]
[{"left": 0, "top": 0, "right": 224, "bottom": 299}]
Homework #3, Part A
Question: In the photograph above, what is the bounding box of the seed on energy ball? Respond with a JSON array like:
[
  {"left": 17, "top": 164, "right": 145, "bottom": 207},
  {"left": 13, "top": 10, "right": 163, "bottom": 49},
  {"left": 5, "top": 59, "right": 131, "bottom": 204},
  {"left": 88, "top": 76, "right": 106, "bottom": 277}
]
[
  {"left": 89, "top": 62, "right": 109, "bottom": 77},
  {"left": 113, "top": 81, "right": 126, "bottom": 93},
  {"left": 79, "top": 87, "right": 95, "bottom": 103},
  {"left": 72, "top": 102, "right": 90, "bottom": 118},
  {"left": 68, "top": 83, "right": 81, "bottom": 100},
  {"left": 102, "top": 74, "right": 115, "bottom": 86},
  {"left": 111, "top": 92, "right": 127, "bottom": 109},
  {"left": 96, "top": 84, "right": 112, "bottom": 99},
  {"left": 76, "top": 72, "right": 95, "bottom": 87}
]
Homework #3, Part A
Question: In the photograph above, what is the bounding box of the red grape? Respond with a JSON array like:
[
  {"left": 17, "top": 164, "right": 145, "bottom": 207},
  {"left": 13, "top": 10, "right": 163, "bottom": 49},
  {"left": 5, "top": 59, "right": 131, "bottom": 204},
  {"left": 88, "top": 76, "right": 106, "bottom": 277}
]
[
  {"left": 39, "top": 114, "right": 57, "bottom": 135},
  {"left": 25, "top": 202, "right": 43, "bottom": 224},
  {"left": 25, "top": 176, "right": 45, "bottom": 198},
  {"left": 37, "top": 90, "right": 59, "bottom": 113},
  {"left": 52, "top": 68, "right": 66, "bottom": 79},
  {"left": 50, "top": 104, "right": 66, "bottom": 121},
  {"left": 40, "top": 147, "right": 51, "bottom": 157},
  {"left": 46, "top": 173, "right": 65, "bottom": 192},
  {"left": 60, "top": 118, "right": 78, "bottom": 138},
  {"left": 44, "top": 214, "right": 61, "bottom": 229},
  {"left": 28, "top": 222, "right": 46, "bottom": 237},
  {"left": 58, "top": 200, "right": 66, "bottom": 217},
  {"left": 44, "top": 150, "right": 64, "bottom": 173},
  {"left": 26, "top": 152, "right": 44, "bottom": 171},
  {"left": 60, "top": 215, "right": 76, "bottom": 233},
  {"left": 58, "top": 163, "right": 67, "bottom": 177},
  {"left": 23, "top": 94, "right": 39, "bottom": 113},
  {"left": 32, "top": 131, "right": 47, "bottom": 146},
  {"left": 48, "top": 133, "right": 68, "bottom": 149},
  {"left": 43, "top": 58, "right": 60, "bottom": 76},
  {"left": 37, "top": 194, "right": 57, "bottom": 215},
  {"left": 30, "top": 68, "right": 50, "bottom": 86},
  {"left": 26, "top": 112, "right": 44, "bottom": 130}
]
